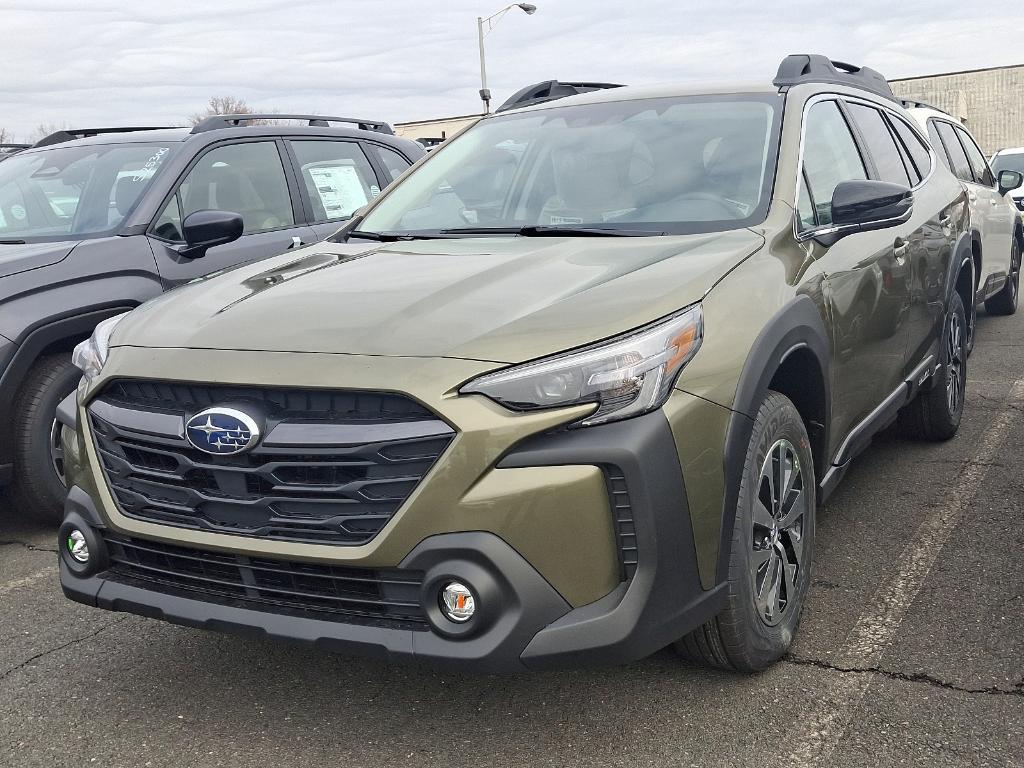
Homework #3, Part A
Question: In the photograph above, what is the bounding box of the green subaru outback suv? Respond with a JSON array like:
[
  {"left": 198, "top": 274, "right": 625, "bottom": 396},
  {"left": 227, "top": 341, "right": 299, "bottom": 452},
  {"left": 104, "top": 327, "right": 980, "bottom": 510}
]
[{"left": 58, "top": 55, "right": 1006, "bottom": 672}]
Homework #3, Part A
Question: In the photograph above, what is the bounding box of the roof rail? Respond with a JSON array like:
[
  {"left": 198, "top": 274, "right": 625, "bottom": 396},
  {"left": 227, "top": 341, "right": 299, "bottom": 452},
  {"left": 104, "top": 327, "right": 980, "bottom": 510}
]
[
  {"left": 0, "top": 143, "right": 29, "bottom": 152},
  {"left": 496, "top": 80, "right": 625, "bottom": 113},
  {"left": 32, "top": 126, "right": 181, "bottom": 148},
  {"left": 774, "top": 54, "right": 896, "bottom": 102},
  {"left": 189, "top": 114, "right": 394, "bottom": 135},
  {"left": 898, "top": 98, "right": 950, "bottom": 116}
]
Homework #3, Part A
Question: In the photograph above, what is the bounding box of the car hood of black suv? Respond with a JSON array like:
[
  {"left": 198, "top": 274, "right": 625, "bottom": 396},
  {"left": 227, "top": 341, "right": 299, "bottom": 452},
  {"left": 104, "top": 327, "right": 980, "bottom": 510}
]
[
  {"left": 0, "top": 239, "right": 80, "bottom": 279},
  {"left": 111, "top": 230, "right": 765, "bottom": 364}
]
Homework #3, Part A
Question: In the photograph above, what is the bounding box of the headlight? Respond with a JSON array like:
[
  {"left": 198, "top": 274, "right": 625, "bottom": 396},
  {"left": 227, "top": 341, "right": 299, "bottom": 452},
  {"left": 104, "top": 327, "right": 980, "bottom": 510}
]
[
  {"left": 71, "top": 312, "right": 130, "bottom": 381},
  {"left": 461, "top": 304, "right": 702, "bottom": 427}
]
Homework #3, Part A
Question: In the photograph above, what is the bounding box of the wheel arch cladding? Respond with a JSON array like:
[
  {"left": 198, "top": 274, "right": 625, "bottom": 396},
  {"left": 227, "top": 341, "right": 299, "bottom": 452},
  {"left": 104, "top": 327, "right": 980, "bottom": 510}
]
[
  {"left": 951, "top": 231, "right": 975, "bottom": 310},
  {"left": 0, "top": 306, "right": 136, "bottom": 472},
  {"left": 716, "top": 295, "right": 831, "bottom": 586}
]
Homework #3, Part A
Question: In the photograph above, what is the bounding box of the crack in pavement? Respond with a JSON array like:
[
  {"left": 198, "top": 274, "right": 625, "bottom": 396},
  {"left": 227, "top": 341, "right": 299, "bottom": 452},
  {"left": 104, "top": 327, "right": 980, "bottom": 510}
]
[
  {"left": 0, "top": 617, "right": 129, "bottom": 684},
  {"left": 785, "top": 655, "right": 1024, "bottom": 698},
  {"left": 0, "top": 539, "right": 58, "bottom": 554}
]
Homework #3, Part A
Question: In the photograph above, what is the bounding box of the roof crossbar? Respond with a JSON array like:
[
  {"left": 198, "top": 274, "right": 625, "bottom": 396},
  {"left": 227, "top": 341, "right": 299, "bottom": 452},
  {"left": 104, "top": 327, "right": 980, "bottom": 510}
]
[{"left": 190, "top": 114, "right": 394, "bottom": 135}]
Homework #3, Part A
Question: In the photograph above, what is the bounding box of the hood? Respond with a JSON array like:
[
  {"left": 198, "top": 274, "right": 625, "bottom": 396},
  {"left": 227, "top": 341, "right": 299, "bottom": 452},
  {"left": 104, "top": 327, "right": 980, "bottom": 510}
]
[
  {"left": 0, "top": 239, "right": 80, "bottom": 279},
  {"left": 115, "top": 230, "right": 764, "bottom": 364}
]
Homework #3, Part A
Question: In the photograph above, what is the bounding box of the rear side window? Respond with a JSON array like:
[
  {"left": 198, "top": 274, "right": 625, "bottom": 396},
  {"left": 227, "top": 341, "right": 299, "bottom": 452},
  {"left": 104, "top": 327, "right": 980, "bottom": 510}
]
[
  {"left": 367, "top": 144, "right": 413, "bottom": 183},
  {"left": 934, "top": 121, "right": 973, "bottom": 183},
  {"left": 955, "top": 126, "right": 994, "bottom": 186},
  {"left": 798, "top": 100, "right": 867, "bottom": 228},
  {"left": 290, "top": 140, "right": 379, "bottom": 223},
  {"left": 846, "top": 103, "right": 911, "bottom": 187},
  {"left": 927, "top": 122, "right": 952, "bottom": 172},
  {"left": 888, "top": 116, "right": 932, "bottom": 181}
]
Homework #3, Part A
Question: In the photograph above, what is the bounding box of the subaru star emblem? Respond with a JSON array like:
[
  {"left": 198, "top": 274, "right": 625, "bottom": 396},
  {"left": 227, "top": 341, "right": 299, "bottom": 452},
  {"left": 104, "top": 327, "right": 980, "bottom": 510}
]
[{"left": 185, "top": 407, "right": 260, "bottom": 456}]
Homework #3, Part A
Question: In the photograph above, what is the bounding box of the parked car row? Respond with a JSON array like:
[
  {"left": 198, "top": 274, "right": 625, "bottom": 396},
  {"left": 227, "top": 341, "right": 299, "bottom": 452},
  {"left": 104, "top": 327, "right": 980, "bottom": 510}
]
[{"left": 10, "top": 54, "right": 1024, "bottom": 673}]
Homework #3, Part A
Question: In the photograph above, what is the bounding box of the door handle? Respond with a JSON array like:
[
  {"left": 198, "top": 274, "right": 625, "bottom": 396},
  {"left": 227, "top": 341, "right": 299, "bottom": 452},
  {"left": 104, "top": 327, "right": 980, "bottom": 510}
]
[
  {"left": 893, "top": 237, "right": 909, "bottom": 264},
  {"left": 288, "top": 236, "right": 305, "bottom": 249}
]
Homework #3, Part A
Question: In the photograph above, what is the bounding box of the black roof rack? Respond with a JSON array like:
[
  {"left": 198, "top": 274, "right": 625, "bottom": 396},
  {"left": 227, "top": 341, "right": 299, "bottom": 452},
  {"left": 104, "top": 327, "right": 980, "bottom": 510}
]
[
  {"left": 496, "top": 80, "right": 625, "bottom": 113},
  {"left": 773, "top": 54, "right": 896, "bottom": 102},
  {"left": 898, "top": 98, "right": 950, "bottom": 115},
  {"left": 32, "top": 126, "right": 181, "bottom": 148},
  {"left": 189, "top": 114, "right": 394, "bottom": 135}
]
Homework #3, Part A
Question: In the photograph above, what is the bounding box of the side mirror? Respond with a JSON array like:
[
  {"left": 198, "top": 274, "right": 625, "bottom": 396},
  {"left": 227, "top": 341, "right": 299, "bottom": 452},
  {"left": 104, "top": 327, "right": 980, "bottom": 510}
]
[
  {"left": 828, "top": 180, "right": 913, "bottom": 238},
  {"left": 997, "top": 169, "right": 1023, "bottom": 197},
  {"left": 177, "top": 210, "right": 243, "bottom": 259}
]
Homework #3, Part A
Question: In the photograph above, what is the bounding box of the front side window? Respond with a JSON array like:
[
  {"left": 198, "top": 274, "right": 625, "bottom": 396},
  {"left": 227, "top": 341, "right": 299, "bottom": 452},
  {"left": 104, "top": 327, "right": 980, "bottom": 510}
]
[
  {"left": 798, "top": 100, "right": 867, "bottom": 228},
  {"left": 356, "top": 94, "right": 782, "bottom": 237},
  {"left": 290, "top": 140, "right": 379, "bottom": 223},
  {"left": 991, "top": 152, "right": 1024, "bottom": 177},
  {"left": 847, "top": 103, "right": 911, "bottom": 187},
  {"left": 955, "top": 126, "right": 994, "bottom": 186},
  {"left": 934, "top": 121, "right": 973, "bottom": 183},
  {"left": 0, "top": 142, "right": 175, "bottom": 242},
  {"left": 155, "top": 141, "right": 294, "bottom": 240}
]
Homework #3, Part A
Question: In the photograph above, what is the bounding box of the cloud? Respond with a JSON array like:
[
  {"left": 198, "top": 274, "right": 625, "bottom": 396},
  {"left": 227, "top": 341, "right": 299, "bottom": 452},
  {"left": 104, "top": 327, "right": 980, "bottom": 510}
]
[{"left": 2, "top": 0, "right": 1023, "bottom": 140}]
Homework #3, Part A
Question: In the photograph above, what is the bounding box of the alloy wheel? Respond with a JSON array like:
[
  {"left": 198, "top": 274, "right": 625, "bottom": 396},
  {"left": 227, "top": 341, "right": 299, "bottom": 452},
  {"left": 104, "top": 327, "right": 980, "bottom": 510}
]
[
  {"left": 751, "top": 439, "right": 807, "bottom": 626},
  {"left": 49, "top": 418, "right": 67, "bottom": 487},
  {"left": 946, "top": 309, "right": 964, "bottom": 414}
]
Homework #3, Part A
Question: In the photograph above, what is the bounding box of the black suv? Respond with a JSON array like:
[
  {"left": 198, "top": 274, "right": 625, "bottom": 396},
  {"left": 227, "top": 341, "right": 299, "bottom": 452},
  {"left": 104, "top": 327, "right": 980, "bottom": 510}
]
[{"left": 0, "top": 116, "right": 424, "bottom": 521}]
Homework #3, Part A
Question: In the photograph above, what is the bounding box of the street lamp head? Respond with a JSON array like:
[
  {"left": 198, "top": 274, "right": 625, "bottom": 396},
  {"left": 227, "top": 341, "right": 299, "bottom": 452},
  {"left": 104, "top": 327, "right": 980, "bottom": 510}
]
[{"left": 517, "top": 3, "right": 537, "bottom": 14}]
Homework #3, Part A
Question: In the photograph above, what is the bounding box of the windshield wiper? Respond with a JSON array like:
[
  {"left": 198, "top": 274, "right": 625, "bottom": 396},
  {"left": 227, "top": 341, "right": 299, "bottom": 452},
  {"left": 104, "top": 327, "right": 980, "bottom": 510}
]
[
  {"left": 345, "top": 230, "right": 441, "bottom": 242},
  {"left": 439, "top": 226, "right": 663, "bottom": 237},
  {"left": 0, "top": 239, "right": 27, "bottom": 244}
]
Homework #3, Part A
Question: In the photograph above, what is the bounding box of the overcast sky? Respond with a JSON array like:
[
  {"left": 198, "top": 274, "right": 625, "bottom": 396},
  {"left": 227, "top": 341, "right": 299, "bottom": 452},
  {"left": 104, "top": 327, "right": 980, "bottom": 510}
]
[{"left": 3, "top": 0, "right": 1023, "bottom": 141}]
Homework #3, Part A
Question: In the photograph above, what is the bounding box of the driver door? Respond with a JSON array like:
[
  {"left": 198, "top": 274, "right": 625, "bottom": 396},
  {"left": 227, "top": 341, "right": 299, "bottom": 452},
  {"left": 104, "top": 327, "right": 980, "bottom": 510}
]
[{"left": 147, "top": 139, "right": 315, "bottom": 288}]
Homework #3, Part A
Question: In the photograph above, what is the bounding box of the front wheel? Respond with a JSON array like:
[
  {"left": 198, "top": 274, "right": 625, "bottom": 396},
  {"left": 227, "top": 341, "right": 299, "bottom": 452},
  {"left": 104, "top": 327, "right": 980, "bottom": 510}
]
[
  {"left": 675, "top": 391, "right": 816, "bottom": 671},
  {"left": 8, "top": 353, "right": 81, "bottom": 524}
]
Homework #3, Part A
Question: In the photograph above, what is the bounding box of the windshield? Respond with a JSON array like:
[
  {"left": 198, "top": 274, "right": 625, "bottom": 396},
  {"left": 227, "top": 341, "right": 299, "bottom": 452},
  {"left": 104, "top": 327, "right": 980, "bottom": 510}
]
[
  {"left": 356, "top": 94, "right": 781, "bottom": 237},
  {"left": 991, "top": 152, "right": 1024, "bottom": 178},
  {"left": 0, "top": 142, "right": 177, "bottom": 242}
]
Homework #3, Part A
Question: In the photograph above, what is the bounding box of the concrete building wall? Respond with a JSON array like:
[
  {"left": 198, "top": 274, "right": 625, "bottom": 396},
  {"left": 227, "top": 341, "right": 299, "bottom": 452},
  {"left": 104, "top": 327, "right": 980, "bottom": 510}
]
[
  {"left": 890, "top": 64, "right": 1024, "bottom": 155},
  {"left": 394, "top": 114, "right": 482, "bottom": 145}
]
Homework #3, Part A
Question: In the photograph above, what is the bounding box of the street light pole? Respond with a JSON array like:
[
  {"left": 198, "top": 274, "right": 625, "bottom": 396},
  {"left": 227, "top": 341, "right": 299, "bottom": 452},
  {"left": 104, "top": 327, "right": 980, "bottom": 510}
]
[{"left": 476, "top": 3, "right": 537, "bottom": 115}]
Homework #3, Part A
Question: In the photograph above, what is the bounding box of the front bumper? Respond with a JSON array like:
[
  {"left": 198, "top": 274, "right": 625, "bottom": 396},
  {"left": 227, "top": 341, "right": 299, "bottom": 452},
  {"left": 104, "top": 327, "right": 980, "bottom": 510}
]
[{"left": 61, "top": 404, "right": 726, "bottom": 671}]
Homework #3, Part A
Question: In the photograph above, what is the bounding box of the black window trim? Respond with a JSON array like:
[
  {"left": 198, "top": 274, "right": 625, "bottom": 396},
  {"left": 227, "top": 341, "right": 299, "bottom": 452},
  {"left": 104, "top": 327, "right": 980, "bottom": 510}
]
[
  {"left": 842, "top": 100, "right": 914, "bottom": 188},
  {"left": 885, "top": 112, "right": 932, "bottom": 182},
  {"left": 146, "top": 136, "right": 304, "bottom": 244},
  {"left": 930, "top": 118, "right": 976, "bottom": 186}
]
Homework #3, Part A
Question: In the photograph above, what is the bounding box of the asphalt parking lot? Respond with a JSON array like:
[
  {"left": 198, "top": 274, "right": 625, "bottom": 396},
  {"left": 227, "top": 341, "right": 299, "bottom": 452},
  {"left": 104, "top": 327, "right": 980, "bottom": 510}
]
[{"left": 1, "top": 313, "right": 1022, "bottom": 768}]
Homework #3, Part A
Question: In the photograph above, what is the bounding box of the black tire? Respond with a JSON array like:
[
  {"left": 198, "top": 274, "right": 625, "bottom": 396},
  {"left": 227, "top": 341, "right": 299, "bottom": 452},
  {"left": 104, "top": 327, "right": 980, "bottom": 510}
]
[
  {"left": 985, "top": 239, "right": 1020, "bottom": 316},
  {"left": 898, "top": 290, "right": 966, "bottom": 441},
  {"left": 674, "top": 391, "right": 816, "bottom": 671},
  {"left": 8, "top": 353, "right": 80, "bottom": 524}
]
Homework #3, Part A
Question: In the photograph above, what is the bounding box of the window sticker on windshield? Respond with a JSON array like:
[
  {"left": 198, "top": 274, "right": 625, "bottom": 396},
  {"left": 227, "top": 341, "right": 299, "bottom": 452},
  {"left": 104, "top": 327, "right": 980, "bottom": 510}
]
[{"left": 306, "top": 163, "right": 369, "bottom": 217}]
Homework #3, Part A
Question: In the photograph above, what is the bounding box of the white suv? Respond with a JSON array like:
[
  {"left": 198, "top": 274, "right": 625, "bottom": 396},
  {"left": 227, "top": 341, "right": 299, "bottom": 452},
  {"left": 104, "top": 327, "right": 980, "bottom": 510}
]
[{"left": 905, "top": 104, "right": 1024, "bottom": 345}]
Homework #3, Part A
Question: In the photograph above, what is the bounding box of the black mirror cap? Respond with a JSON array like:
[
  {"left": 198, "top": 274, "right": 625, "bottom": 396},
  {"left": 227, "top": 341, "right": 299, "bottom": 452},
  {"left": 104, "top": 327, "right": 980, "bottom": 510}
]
[
  {"left": 998, "top": 169, "right": 1023, "bottom": 197},
  {"left": 178, "top": 209, "right": 244, "bottom": 259},
  {"left": 831, "top": 179, "right": 913, "bottom": 231}
]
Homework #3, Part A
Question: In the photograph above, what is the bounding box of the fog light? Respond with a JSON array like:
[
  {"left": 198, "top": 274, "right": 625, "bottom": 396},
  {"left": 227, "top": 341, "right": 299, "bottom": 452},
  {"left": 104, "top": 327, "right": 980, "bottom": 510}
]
[
  {"left": 66, "top": 529, "right": 89, "bottom": 563},
  {"left": 440, "top": 582, "right": 476, "bottom": 623}
]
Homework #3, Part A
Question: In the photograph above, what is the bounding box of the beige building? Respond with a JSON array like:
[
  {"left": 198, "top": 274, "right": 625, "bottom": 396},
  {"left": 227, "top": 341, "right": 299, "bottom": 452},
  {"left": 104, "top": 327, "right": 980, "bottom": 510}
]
[
  {"left": 890, "top": 63, "right": 1024, "bottom": 154},
  {"left": 394, "top": 113, "right": 482, "bottom": 146}
]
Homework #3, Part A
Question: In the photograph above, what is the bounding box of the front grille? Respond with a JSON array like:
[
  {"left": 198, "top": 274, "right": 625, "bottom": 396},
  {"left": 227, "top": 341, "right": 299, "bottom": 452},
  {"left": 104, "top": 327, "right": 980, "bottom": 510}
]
[
  {"left": 102, "top": 533, "right": 428, "bottom": 629},
  {"left": 89, "top": 380, "right": 455, "bottom": 546},
  {"left": 605, "top": 468, "right": 637, "bottom": 580}
]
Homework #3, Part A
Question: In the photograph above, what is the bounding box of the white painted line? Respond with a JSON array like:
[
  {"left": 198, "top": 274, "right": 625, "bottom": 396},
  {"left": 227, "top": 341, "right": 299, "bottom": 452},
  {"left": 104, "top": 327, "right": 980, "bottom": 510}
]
[
  {"left": 784, "top": 378, "right": 1024, "bottom": 765},
  {"left": 0, "top": 567, "right": 54, "bottom": 597}
]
